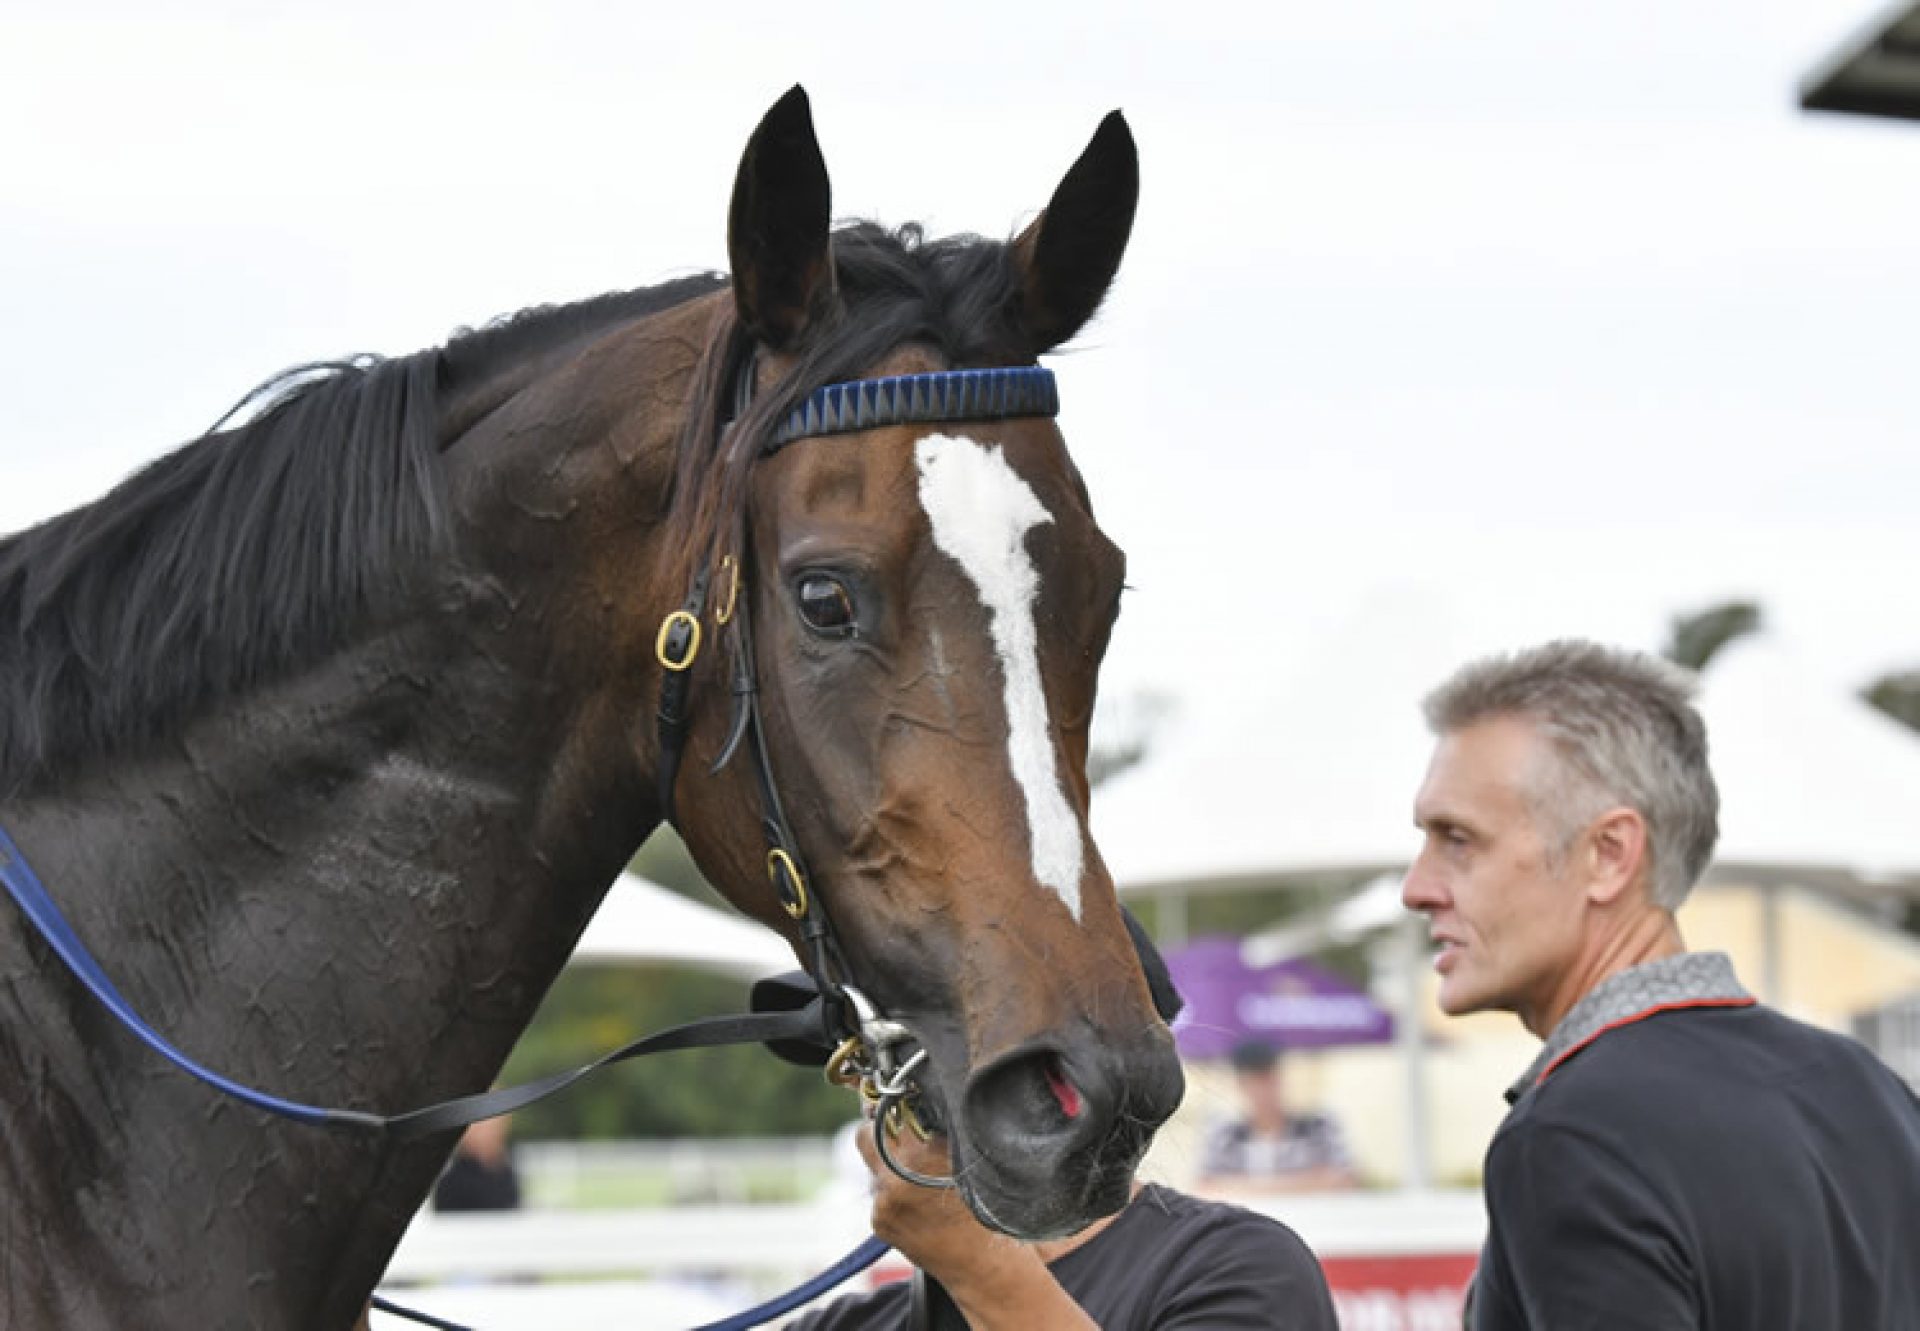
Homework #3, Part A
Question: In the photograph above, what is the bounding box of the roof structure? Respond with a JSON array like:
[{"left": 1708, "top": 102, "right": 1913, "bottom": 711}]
[
  {"left": 1091, "top": 601, "right": 1920, "bottom": 899},
  {"left": 567, "top": 873, "right": 795, "bottom": 978},
  {"left": 1803, "top": 2, "right": 1920, "bottom": 122}
]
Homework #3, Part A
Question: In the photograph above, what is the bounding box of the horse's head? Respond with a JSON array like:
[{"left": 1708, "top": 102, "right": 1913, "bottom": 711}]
[{"left": 668, "top": 89, "right": 1183, "bottom": 1240}]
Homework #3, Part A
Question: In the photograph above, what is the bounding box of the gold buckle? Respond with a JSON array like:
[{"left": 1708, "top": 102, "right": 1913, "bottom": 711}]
[{"left": 654, "top": 610, "right": 701, "bottom": 671}]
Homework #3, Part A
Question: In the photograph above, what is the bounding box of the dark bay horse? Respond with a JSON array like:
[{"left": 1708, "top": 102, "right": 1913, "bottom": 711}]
[{"left": 0, "top": 87, "right": 1182, "bottom": 1328}]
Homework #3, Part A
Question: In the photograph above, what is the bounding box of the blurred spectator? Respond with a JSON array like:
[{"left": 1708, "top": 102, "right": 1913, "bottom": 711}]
[
  {"left": 433, "top": 1115, "right": 522, "bottom": 1213},
  {"left": 1197, "top": 1040, "right": 1358, "bottom": 1194}
]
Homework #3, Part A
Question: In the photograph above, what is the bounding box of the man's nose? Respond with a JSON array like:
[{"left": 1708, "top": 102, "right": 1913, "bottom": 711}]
[{"left": 1401, "top": 853, "right": 1444, "bottom": 912}]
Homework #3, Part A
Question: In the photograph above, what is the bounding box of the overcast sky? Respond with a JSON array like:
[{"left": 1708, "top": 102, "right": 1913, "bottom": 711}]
[{"left": 4, "top": 0, "right": 1917, "bottom": 725}]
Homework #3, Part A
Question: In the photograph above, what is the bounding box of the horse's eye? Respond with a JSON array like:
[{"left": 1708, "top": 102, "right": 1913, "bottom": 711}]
[{"left": 796, "top": 574, "right": 858, "bottom": 636}]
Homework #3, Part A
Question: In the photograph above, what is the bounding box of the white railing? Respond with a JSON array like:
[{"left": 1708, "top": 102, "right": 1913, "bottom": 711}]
[
  {"left": 516, "top": 1136, "right": 838, "bottom": 1208},
  {"left": 384, "top": 1201, "right": 875, "bottom": 1283},
  {"left": 373, "top": 1190, "right": 1486, "bottom": 1329}
]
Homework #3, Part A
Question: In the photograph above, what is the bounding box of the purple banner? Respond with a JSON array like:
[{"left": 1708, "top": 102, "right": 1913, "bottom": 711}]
[{"left": 1164, "top": 935, "right": 1395, "bottom": 1060}]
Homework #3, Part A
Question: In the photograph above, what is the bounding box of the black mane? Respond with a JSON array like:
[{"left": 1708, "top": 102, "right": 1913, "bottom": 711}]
[
  {"left": 776, "top": 221, "right": 1030, "bottom": 412},
  {"left": 0, "top": 220, "right": 1027, "bottom": 799},
  {"left": 0, "top": 275, "right": 723, "bottom": 796}
]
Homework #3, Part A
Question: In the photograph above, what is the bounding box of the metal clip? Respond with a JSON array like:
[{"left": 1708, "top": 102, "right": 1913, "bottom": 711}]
[
  {"left": 767, "top": 848, "right": 809, "bottom": 920},
  {"left": 833, "top": 986, "right": 954, "bottom": 1190},
  {"left": 871, "top": 1049, "right": 955, "bottom": 1189},
  {"left": 715, "top": 555, "right": 740, "bottom": 626},
  {"left": 824, "top": 1035, "right": 866, "bottom": 1089},
  {"left": 841, "top": 986, "right": 914, "bottom": 1077}
]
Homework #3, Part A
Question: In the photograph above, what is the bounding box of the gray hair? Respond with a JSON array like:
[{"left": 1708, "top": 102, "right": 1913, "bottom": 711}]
[{"left": 1422, "top": 640, "right": 1719, "bottom": 910}]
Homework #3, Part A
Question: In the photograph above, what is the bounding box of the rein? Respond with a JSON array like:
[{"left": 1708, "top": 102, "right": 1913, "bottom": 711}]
[{"left": 0, "top": 361, "right": 1064, "bottom": 1329}]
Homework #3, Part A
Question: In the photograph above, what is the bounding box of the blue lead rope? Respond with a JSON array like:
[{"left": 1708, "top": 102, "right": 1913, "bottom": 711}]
[
  {"left": 692, "top": 1235, "right": 893, "bottom": 1331},
  {"left": 0, "top": 821, "right": 354, "bottom": 1126}
]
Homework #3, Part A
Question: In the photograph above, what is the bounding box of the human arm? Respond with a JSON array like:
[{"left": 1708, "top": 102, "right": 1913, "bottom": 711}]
[{"left": 855, "top": 1124, "right": 1099, "bottom": 1331}]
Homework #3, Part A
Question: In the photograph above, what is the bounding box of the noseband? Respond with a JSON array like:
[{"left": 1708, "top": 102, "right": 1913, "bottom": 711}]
[{"left": 653, "top": 362, "right": 1061, "bottom": 1188}]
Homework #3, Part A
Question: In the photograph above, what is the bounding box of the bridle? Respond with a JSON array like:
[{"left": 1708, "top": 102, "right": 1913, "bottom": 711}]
[{"left": 653, "top": 357, "right": 1064, "bottom": 1189}]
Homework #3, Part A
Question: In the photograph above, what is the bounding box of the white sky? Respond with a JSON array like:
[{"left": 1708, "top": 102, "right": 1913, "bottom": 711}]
[{"left": 4, "top": 0, "right": 1917, "bottom": 724}]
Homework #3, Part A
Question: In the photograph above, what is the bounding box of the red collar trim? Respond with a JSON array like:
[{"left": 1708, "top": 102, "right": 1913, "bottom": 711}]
[{"left": 1537, "top": 996, "right": 1758, "bottom": 1087}]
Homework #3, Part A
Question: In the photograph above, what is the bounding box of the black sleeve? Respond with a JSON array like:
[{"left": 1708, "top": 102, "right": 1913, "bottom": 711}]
[
  {"left": 1150, "top": 1212, "right": 1340, "bottom": 1330},
  {"left": 1478, "top": 1118, "right": 1698, "bottom": 1331}
]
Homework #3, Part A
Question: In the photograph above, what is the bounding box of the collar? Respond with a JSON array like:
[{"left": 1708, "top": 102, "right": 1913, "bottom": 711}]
[{"left": 1506, "top": 952, "right": 1754, "bottom": 1105}]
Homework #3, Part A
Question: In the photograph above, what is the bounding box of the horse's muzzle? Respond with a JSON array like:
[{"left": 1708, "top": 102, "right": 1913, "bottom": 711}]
[{"left": 954, "top": 1022, "right": 1184, "bottom": 1239}]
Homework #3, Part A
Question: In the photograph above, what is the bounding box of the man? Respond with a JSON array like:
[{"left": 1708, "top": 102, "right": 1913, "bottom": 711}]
[
  {"left": 791, "top": 922, "right": 1339, "bottom": 1330},
  {"left": 1197, "top": 1040, "right": 1358, "bottom": 1195},
  {"left": 1405, "top": 639, "right": 1920, "bottom": 1330},
  {"left": 431, "top": 1114, "right": 522, "bottom": 1213}
]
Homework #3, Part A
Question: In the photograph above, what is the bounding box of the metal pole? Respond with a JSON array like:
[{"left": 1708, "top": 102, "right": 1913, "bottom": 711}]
[
  {"left": 1760, "top": 881, "right": 1784, "bottom": 1007},
  {"left": 1157, "top": 888, "right": 1188, "bottom": 948}
]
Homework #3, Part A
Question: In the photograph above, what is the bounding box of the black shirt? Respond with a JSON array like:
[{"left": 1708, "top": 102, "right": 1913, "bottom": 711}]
[
  {"left": 1475, "top": 1002, "right": 1920, "bottom": 1330},
  {"left": 791, "top": 1184, "right": 1339, "bottom": 1329}
]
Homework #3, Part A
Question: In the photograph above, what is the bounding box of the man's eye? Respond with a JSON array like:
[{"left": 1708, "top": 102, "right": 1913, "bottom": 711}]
[{"left": 796, "top": 574, "right": 858, "bottom": 636}]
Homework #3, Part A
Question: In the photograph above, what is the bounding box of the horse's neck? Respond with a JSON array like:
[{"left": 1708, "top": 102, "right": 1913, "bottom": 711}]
[
  {"left": 0, "top": 295, "right": 708, "bottom": 1325},
  {"left": 16, "top": 598, "right": 653, "bottom": 1087},
  {"left": 0, "top": 575, "right": 660, "bottom": 1324},
  {"left": 10, "top": 301, "right": 704, "bottom": 1102}
]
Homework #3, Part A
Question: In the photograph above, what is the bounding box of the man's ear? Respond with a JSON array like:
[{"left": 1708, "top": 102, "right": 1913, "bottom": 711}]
[{"left": 1586, "top": 807, "right": 1652, "bottom": 907}]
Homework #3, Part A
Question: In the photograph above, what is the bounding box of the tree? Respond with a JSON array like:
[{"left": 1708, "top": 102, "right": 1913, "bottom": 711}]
[
  {"left": 1664, "top": 600, "right": 1763, "bottom": 673},
  {"left": 1864, "top": 670, "right": 1920, "bottom": 735},
  {"left": 504, "top": 831, "right": 856, "bottom": 1142},
  {"left": 503, "top": 965, "right": 855, "bottom": 1142}
]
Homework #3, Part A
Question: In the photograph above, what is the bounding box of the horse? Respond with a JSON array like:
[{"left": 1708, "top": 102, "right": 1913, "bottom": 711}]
[{"left": 0, "top": 86, "right": 1183, "bottom": 1328}]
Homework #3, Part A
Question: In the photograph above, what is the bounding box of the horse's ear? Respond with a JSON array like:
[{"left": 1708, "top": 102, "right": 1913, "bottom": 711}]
[
  {"left": 1012, "top": 111, "right": 1139, "bottom": 355},
  {"left": 728, "top": 85, "right": 835, "bottom": 350}
]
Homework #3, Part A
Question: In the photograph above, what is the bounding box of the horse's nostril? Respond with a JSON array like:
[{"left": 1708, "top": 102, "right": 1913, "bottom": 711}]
[
  {"left": 1043, "top": 1054, "right": 1084, "bottom": 1121},
  {"left": 963, "top": 1047, "right": 1097, "bottom": 1158},
  {"left": 958, "top": 1034, "right": 1182, "bottom": 1238}
]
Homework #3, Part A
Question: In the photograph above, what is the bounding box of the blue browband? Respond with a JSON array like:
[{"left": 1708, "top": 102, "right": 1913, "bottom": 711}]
[{"left": 768, "top": 366, "right": 1058, "bottom": 450}]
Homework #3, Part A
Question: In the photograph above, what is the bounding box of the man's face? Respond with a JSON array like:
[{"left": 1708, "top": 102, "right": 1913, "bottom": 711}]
[
  {"left": 1234, "top": 1064, "right": 1284, "bottom": 1119},
  {"left": 1404, "top": 714, "right": 1587, "bottom": 1034}
]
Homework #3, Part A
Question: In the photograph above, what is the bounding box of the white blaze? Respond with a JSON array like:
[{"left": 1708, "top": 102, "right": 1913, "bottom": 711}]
[{"left": 914, "top": 433, "right": 1085, "bottom": 921}]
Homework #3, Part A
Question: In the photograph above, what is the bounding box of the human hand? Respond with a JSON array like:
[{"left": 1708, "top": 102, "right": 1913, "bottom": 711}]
[
  {"left": 853, "top": 1113, "right": 1101, "bottom": 1330},
  {"left": 855, "top": 1113, "right": 1025, "bottom": 1284}
]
